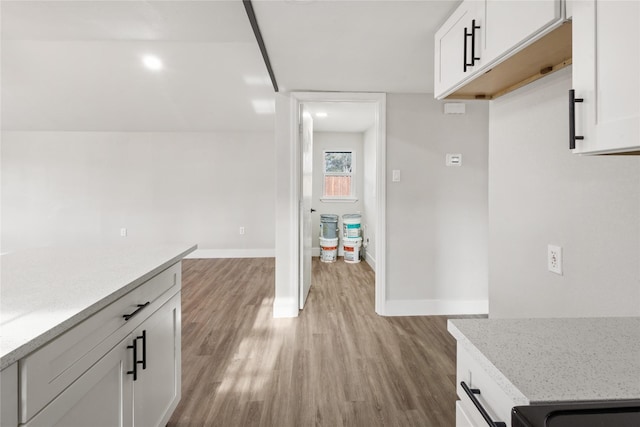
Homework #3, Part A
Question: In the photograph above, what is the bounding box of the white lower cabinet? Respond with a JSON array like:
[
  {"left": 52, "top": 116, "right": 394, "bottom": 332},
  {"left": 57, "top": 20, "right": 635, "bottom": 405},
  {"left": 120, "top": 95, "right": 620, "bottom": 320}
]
[
  {"left": 455, "top": 400, "right": 474, "bottom": 427},
  {"left": 24, "top": 293, "right": 180, "bottom": 427},
  {"left": 455, "top": 343, "right": 519, "bottom": 427},
  {"left": 15, "top": 262, "right": 183, "bottom": 427},
  {"left": 24, "top": 339, "right": 132, "bottom": 427}
]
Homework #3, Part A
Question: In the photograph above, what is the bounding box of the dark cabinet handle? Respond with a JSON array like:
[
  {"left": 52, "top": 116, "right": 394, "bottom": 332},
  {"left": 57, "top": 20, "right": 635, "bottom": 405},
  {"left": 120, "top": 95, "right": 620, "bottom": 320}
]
[
  {"left": 311, "top": 208, "right": 316, "bottom": 213},
  {"left": 122, "top": 301, "right": 150, "bottom": 321},
  {"left": 470, "top": 20, "right": 481, "bottom": 66},
  {"left": 464, "top": 19, "right": 481, "bottom": 72},
  {"left": 463, "top": 25, "right": 469, "bottom": 72},
  {"left": 126, "top": 339, "right": 138, "bottom": 381},
  {"left": 569, "top": 89, "right": 584, "bottom": 149},
  {"left": 460, "top": 381, "right": 506, "bottom": 427},
  {"left": 137, "top": 330, "right": 147, "bottom": 370}
]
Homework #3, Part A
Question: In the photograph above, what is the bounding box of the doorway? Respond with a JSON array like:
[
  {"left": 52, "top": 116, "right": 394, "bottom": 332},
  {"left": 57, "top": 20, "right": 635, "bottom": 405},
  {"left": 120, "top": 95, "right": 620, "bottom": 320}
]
[{"left": 292, "top": 92, "right": 386, "bottom": 315}]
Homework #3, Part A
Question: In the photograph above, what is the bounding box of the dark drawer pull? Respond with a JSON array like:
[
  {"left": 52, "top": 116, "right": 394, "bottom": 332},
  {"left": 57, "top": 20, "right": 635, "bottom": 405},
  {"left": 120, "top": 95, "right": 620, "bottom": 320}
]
[
  {"left": 460, "top": 381, "right": 506, "bottom": 427},
  {"left": 122, "top": 301, "right": 150, "bottom": 321}
]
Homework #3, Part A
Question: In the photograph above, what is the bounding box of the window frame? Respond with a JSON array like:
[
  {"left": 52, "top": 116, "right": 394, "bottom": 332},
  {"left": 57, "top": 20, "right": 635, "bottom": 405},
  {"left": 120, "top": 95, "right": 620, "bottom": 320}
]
[{"left": 321, "top": 149, "right": 357, "bottom": 202}]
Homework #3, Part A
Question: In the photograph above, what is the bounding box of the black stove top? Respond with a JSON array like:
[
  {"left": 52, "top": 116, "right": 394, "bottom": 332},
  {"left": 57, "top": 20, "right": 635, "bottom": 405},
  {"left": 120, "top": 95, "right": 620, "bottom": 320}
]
[{"left": 512, "top": 400, "right": 640, "bottom": 427}]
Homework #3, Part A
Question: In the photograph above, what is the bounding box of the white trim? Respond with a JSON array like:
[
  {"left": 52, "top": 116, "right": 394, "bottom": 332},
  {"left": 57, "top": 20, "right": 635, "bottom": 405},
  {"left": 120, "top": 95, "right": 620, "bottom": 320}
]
[
  {"left": 384, "top": 299, "right": 489, "bottom": 317},
  {"left": 375, "top": 94, "right": 387, "bottom": 315},
  {"left": 186, "top": 249, "right": 275, "bottom": 259},
  {"left": 273, "top": 297, "right": 299, "bottom": 318},
  {"left": 290, "top": 92, "right": 387, "bottom": 316},
  {"left": 364, "top": 250, "right": 376, "bottom": 272},
  {"left": 292, "top": 97, "right": 302, "bottom": 312}
]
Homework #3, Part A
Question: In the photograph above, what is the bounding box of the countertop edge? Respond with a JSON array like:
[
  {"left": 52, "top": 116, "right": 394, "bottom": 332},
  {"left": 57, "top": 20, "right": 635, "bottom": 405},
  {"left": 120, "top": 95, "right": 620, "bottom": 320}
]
[
  {"left": 0, "top": 244, "right": 197, "bottom": 370},
  {"left": 447, "top": 319, "right": 530, "bottom": 406}
]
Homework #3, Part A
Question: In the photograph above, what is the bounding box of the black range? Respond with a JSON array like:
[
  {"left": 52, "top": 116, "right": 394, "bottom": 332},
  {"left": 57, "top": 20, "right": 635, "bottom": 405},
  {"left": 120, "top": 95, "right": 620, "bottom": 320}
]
[{"left": 512, "top": 400, "right": 640, "bottom": 427}]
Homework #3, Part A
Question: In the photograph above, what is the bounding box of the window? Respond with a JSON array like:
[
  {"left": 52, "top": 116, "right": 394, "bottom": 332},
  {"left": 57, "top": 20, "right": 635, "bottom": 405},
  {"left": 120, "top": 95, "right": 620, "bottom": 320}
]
[{"left": 323, "top": 150, "right": 355, "bottom": 200}]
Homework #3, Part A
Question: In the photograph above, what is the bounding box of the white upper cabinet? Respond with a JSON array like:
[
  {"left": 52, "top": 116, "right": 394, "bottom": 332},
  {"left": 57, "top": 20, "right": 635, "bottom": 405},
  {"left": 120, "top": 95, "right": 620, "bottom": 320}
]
[
  {"left": 571, "top": 0, "right": 640, "bottom": 154},
  {"left": 434, "top": 0, "right": 569, "bottom": 100},
  {"left": 434, "top": 0, "right": 486, "bottom": 97},
  {"left": 484, "top": 0, "right": 563, "bottom": 64}
]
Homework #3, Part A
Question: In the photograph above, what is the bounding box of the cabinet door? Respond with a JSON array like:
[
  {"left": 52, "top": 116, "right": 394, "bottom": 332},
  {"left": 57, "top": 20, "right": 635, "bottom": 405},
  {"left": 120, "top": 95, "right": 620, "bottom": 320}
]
[
  {"left": 572, "top": 0, "right": 640, "bottom": 154},
  {"left": 484, "top": 0, "right": 562, "bottom": 64},
  {"left": 23, "top": 341, "right": 133, "bottom": 427},
  {"left": 434, "top": 0, "right": 485, "bottom": 98},
  {"left": 132, "top": 292, "right": 181, "bottom": 427}
]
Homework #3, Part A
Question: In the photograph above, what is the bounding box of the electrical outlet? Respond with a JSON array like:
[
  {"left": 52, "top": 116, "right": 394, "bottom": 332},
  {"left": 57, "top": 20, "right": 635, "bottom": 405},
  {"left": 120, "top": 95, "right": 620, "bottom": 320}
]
[
  {"left": 548, "top": 245, "right": 562, "bottom": 275},
  {"left": 239, "top": 227, "right": 245, "bottom": 235},
  {"left": 120, "top": 228, "right": 127, "bottom": 237}
]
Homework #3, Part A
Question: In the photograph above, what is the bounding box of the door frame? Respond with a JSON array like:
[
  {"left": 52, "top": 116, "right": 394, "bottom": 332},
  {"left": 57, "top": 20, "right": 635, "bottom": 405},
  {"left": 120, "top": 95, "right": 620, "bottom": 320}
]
[{"left": 289, "top": 92, "right": 387, "bottom": 315}]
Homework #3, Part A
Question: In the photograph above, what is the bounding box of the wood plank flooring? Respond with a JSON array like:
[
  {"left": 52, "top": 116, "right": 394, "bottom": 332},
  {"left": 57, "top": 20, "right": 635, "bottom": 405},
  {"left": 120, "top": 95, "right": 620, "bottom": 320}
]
[{"left": 168, "top": 258, "right": 462, "bottom": 427}]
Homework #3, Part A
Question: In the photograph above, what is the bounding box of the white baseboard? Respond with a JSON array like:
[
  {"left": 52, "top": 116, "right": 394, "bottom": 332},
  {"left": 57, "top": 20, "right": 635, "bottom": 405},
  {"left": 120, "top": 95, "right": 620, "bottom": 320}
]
[
  {"left": 272, "top": 297, "right": 299, "bottom": 318},
  {"left": 186, "top": 248, "right": 275, "bottom": 259},
  {"left": 364, "top": 250, "right": 376, "bottom": 272},
  {"left": 384, "top": 299, "right": 488, "bottom": 316}
]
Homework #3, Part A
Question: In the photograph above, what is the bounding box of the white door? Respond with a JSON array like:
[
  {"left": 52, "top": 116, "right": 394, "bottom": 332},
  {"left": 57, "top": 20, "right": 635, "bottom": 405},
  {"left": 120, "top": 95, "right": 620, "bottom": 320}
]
[{"left": 299, "top": 106, "right": 313, "bottom": 309}]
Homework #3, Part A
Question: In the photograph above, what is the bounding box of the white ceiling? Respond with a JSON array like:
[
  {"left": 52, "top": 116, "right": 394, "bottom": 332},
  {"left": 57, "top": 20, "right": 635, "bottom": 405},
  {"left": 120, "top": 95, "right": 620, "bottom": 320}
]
[
  {"left": 252, "top": 0, "right": 460, "bottom": 93},
  {"left": 304, "top": 102, "right": 377, "bottom": 133},
  {"left": 1, "top": 1, "right": 459, "bottom": 133}
]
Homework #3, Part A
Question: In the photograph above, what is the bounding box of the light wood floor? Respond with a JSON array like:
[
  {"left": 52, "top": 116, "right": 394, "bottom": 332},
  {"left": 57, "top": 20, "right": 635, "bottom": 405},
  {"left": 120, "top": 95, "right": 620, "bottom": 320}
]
[{"left": 168, "top": 258, "right": 461, "bottom": 427}]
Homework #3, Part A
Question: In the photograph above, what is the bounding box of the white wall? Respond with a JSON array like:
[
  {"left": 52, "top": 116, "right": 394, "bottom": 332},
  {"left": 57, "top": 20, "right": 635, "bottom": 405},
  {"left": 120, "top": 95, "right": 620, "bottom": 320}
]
[
  {"left": 311, "top": 132, "right": 364, "bottom": 255},
  {"left": 385, "top": 94, "right": 490, "bottom": 315},
  {"left": 1, "top": 131, "right": 275, "bottom": 257},
  {"left": 362, "top": 125, "right": 377, "bottom": 269},
  {"left": 488, "top": 67, "right": 640, "bottom": 318}
]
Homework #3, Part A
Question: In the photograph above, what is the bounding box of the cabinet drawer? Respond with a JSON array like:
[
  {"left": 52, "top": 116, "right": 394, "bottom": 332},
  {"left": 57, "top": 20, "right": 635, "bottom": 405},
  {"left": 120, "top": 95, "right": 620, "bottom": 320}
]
[
  {"left": 456, "top": 342, "right": 518, "bottom": 427},
  {"left": 20, "top": 262, "right": 181, "bottom": 423}
]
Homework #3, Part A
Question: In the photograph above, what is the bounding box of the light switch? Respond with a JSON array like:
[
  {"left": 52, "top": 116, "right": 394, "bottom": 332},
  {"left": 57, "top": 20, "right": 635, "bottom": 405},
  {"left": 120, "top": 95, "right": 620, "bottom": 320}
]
[
  {"left": 392, "top": 170, "right": 401, "bottom": 182},
  {"left": 446, "top": 154, "right": 462, "bottom": 166}
]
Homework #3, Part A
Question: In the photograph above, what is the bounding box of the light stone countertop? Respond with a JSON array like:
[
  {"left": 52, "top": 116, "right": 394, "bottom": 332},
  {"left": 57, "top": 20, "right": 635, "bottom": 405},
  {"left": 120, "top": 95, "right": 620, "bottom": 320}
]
[
  {"left": 0, "top": 244, "right": 196, "bottom": 370},
  {"left": 448, "top": 317, "right": 640, "bottom": 403}
]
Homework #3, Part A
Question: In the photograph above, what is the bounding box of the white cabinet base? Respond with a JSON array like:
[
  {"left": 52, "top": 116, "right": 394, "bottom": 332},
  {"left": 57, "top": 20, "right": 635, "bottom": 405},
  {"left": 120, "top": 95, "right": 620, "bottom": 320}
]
[{"left": 456, "top": 400, "right": 474, "bottom": 427}]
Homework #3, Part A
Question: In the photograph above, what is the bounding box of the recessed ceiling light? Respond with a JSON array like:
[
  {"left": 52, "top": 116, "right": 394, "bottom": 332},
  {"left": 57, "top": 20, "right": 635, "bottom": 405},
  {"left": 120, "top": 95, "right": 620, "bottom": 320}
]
[
  {"left": 315, "top": 112, "right": 328, "bottom": 118},
  {"left": 142, "top": 55, "right": 163, "bottom": 71}
]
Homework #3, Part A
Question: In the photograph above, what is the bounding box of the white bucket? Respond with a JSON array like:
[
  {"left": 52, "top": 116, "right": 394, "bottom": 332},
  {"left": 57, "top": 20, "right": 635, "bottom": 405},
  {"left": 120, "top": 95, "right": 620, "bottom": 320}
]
[
  {"left": 343, "top": 237, "right": 362, "bottom": 264},
  {"left": 342, "top": 214, "right": 362, "bottom": 238},
  {"left": 319, "top": 237, "right": 338, "bottom": 263}
]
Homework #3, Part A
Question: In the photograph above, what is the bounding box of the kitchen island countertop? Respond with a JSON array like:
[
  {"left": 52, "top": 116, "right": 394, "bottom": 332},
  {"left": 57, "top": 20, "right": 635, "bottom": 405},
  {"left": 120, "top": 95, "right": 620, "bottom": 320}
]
[
  {"left": 448, "top": 317, "right": 640, "bottom": 403},
  {"left": 0, "top": 244, "right": 196, "bottom": 370}
]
